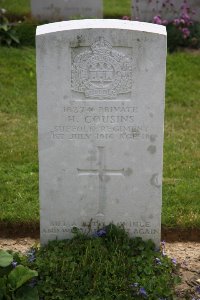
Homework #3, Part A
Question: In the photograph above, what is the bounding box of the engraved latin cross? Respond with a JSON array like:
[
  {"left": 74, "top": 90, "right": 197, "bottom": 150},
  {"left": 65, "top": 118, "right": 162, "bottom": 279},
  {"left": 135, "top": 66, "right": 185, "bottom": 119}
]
[{"left": 77, "top": 146, "right": 124, "bottom": 216}]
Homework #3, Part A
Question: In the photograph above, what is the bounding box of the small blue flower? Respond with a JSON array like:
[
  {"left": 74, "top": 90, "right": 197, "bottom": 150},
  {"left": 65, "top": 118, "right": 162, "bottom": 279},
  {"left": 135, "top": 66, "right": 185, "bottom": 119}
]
[
  {"left": 172, "top": 258, "right": 177, "bottom": 265},
  {"left": 196, "top": 285, "right": 200, "bottom": 294},
  {"left": 94, "top": 228, "right": 106, "bottom": 237},
  {"left": 161, "top": 240, "right": 166, "bottom": 247},
  {"left": 11, "top": 261, "right": 18, "bottom": 268},
  {"left": 139, "top": 287, "right": 148, "bottom": 298}
]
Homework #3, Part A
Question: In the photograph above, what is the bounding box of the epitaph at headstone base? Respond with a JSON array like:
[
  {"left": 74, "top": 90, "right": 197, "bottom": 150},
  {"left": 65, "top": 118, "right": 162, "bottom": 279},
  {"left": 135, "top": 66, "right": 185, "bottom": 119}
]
[{"left": 36, "top": 19, "right": 167, "bottom": 247}]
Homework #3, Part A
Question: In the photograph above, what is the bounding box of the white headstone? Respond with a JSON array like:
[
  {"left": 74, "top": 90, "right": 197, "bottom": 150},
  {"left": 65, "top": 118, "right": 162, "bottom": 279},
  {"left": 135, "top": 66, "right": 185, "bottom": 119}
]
[
  {"left": 36, "top": 19, "right": 167, "bottom": 247},
  {"left": 132, "top": 0, "right": 200, "bottom": 23},
  {"left": 31, "top": 0, "right": 102, "bottom": 21}
]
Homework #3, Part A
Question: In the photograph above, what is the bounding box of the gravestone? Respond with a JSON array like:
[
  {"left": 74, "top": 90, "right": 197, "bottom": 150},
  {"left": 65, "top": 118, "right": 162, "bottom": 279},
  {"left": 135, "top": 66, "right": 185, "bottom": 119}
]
[
  {"left": 132, "top": 0, "right": 200, "bottom": 23},
  {"left": 31, "top": 0, "right": 102, "bottom": 21},
  {"left": 36, "top": 19, "right": 167, "bottom": 247}
]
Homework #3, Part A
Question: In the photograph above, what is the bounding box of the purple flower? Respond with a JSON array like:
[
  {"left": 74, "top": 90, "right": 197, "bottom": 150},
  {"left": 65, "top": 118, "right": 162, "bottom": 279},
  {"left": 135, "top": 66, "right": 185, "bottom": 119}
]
[
  {"left": 94, "top": 228, "right": 106, "bottom": 237},
  {"left": 181, "top": 12, "right": 190, "bottom": 22},
  {"left": 173, "top": 18, "right": 180, "bottom": 26},
  {"left": 196, "top": 285, "right": 200, "bottom": 294},
  {"left": 153, "top": 15, "right": 162, "bottom": 25},
  {"left": 11, "top": 261, "right": 18, "bottom": 268},
  {"left": 181, "top": 27, "right": 190, "bottom": 39},
  {"left": 161, "top": 240, "right": 166, "bottom": 247},
  {"left": 139, "top": 287, "right": 148, "bottom": 298},
  {"left": 172, "top": 258, "right": 177, "bottom": 265}
]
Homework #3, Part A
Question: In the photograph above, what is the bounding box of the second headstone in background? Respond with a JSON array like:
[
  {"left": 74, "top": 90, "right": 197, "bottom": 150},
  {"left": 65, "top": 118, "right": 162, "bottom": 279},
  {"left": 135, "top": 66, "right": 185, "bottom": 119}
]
[{"left": 31, "top": 0, "right": 102, "bottom": 21}]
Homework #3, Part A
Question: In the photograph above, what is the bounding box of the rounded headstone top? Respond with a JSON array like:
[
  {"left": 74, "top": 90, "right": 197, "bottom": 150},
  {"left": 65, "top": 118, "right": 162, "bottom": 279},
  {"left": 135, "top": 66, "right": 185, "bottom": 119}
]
[{"left": 36, "top": 19, "right": 167, "bottom": 36}]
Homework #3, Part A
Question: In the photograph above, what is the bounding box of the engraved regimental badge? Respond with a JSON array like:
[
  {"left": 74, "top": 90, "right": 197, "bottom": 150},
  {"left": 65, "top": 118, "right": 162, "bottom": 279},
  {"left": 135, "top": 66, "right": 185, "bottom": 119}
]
[{"left": 71, "top": 38, "right": 133, "bottom": 99}]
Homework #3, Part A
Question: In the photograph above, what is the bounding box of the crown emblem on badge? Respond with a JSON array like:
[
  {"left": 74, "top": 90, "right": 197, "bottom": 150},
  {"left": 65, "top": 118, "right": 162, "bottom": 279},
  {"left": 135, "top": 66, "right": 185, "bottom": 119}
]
[
  {"left": 91, "top": 37, "right": 112, "bottom": 55},
  {"left": 71, "top": 38, "right": 133, "bottom": 99}
]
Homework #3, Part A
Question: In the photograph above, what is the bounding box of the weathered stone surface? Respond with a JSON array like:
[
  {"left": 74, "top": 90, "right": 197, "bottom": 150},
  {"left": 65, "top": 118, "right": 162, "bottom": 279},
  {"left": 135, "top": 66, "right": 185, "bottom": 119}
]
[
  {"left": 132, "top": 0, "right": 200, "bottom": 23},
  {"left": 36, "top": 19, "right": 167, "bottom": 246},
  {"left": 31, "top": 0, "right": 102, "bottom": 21}
]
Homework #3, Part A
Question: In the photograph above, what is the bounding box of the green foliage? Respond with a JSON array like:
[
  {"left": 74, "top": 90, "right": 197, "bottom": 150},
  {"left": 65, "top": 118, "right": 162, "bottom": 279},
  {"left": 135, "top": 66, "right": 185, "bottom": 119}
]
[
  {"left": 0, "top": 47, "right": 38, "bottom": 224},
  {"left": 8, "top": 265, "right": 38, "bottom": 290},
  {"left": 0, "top": 8, "right": 20, "bottom": 46},
  {"left": 0, "top": 250, "right": 38, "bottom": 300},
  {"left": 0, "top": 251, "right": 13, "bottom": 267},
  {"left": 167, "top": 24, "right": 184, "bottom": 52},
  {"left": 15, "top": 286, "right": 39, "bottom": 300},
  {"left": 0, "top": 47, "right": 36, "bottom": 116},
  {"left": 15, "top": 21, "right": 37, "bottom": 47},
  {"left": 167, "top": 23, "right": 200, "bottom": 52},
  {"left": 163, "top": 52, "right": 200, "bottom": 228},
  {"left": 189, "top": 23, "right": 200, "bottom": 49},
  {"left": 0, "top": 0, "right": 30, "bottom": 16},
  {"left": 104, "top": 0, "right": 131, "bottom": 18},
  {"left": 32, "top": 225, "right": 178, "bottom": 299}
]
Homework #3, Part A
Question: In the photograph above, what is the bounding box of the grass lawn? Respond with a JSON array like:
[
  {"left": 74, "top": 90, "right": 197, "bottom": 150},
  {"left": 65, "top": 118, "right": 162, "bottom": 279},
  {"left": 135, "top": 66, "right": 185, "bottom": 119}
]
[
  {"left": 163, "top": 52, "right": 200, "bottom": 228},
  {"left": 2, "top": 0, "right": 131, "bottom": 18},
  {"left": 0, "top": 47, "right": 199, "bottom": 229},
  {"left": 0, "top": 47, "right": 38, "bottom": 223}
]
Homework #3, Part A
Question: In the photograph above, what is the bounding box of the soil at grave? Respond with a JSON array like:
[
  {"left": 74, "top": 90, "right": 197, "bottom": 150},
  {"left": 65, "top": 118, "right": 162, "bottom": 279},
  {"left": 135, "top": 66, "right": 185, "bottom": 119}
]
[
  {"left": 0, "top": 238, "right": 199, "bottom": 299},
  {"left": 1, "top": 222, "right": 200, "bottom": 242}
]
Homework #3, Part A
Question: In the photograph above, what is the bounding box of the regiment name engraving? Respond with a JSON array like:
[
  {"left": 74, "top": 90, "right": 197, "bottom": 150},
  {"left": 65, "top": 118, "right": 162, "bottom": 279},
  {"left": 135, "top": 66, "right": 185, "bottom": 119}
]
[{"left": 50, "top": 103, "right": 152, "bottom": 141}]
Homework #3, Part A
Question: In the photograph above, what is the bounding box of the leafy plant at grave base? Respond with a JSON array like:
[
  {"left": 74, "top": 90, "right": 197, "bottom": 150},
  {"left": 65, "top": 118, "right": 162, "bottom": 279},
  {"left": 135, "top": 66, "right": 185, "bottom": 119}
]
[
  {"left": 15, "top": 20, "right": 37, "bottom": 47},
  {"left": 30, "top": 224, "right": 180, "bottom": 299},
  {"left": 0, "top": 249, "right": 39, "bottom": 300},
  {"left": 0, "top": 8, "right": 20, "bottom": 46}
]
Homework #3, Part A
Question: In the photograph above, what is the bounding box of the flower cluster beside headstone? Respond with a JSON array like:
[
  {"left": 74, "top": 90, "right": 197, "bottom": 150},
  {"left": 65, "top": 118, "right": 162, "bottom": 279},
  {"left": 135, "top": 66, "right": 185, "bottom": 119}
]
[{"left": 132, "top": 0, "right": 199, "bottom": 40}]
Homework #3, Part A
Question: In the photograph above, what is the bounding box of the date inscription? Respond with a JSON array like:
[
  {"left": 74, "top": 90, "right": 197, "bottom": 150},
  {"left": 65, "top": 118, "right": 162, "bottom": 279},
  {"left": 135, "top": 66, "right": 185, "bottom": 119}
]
[{"left": 50, "top": 104, "right": 151, "bottom": 141}]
